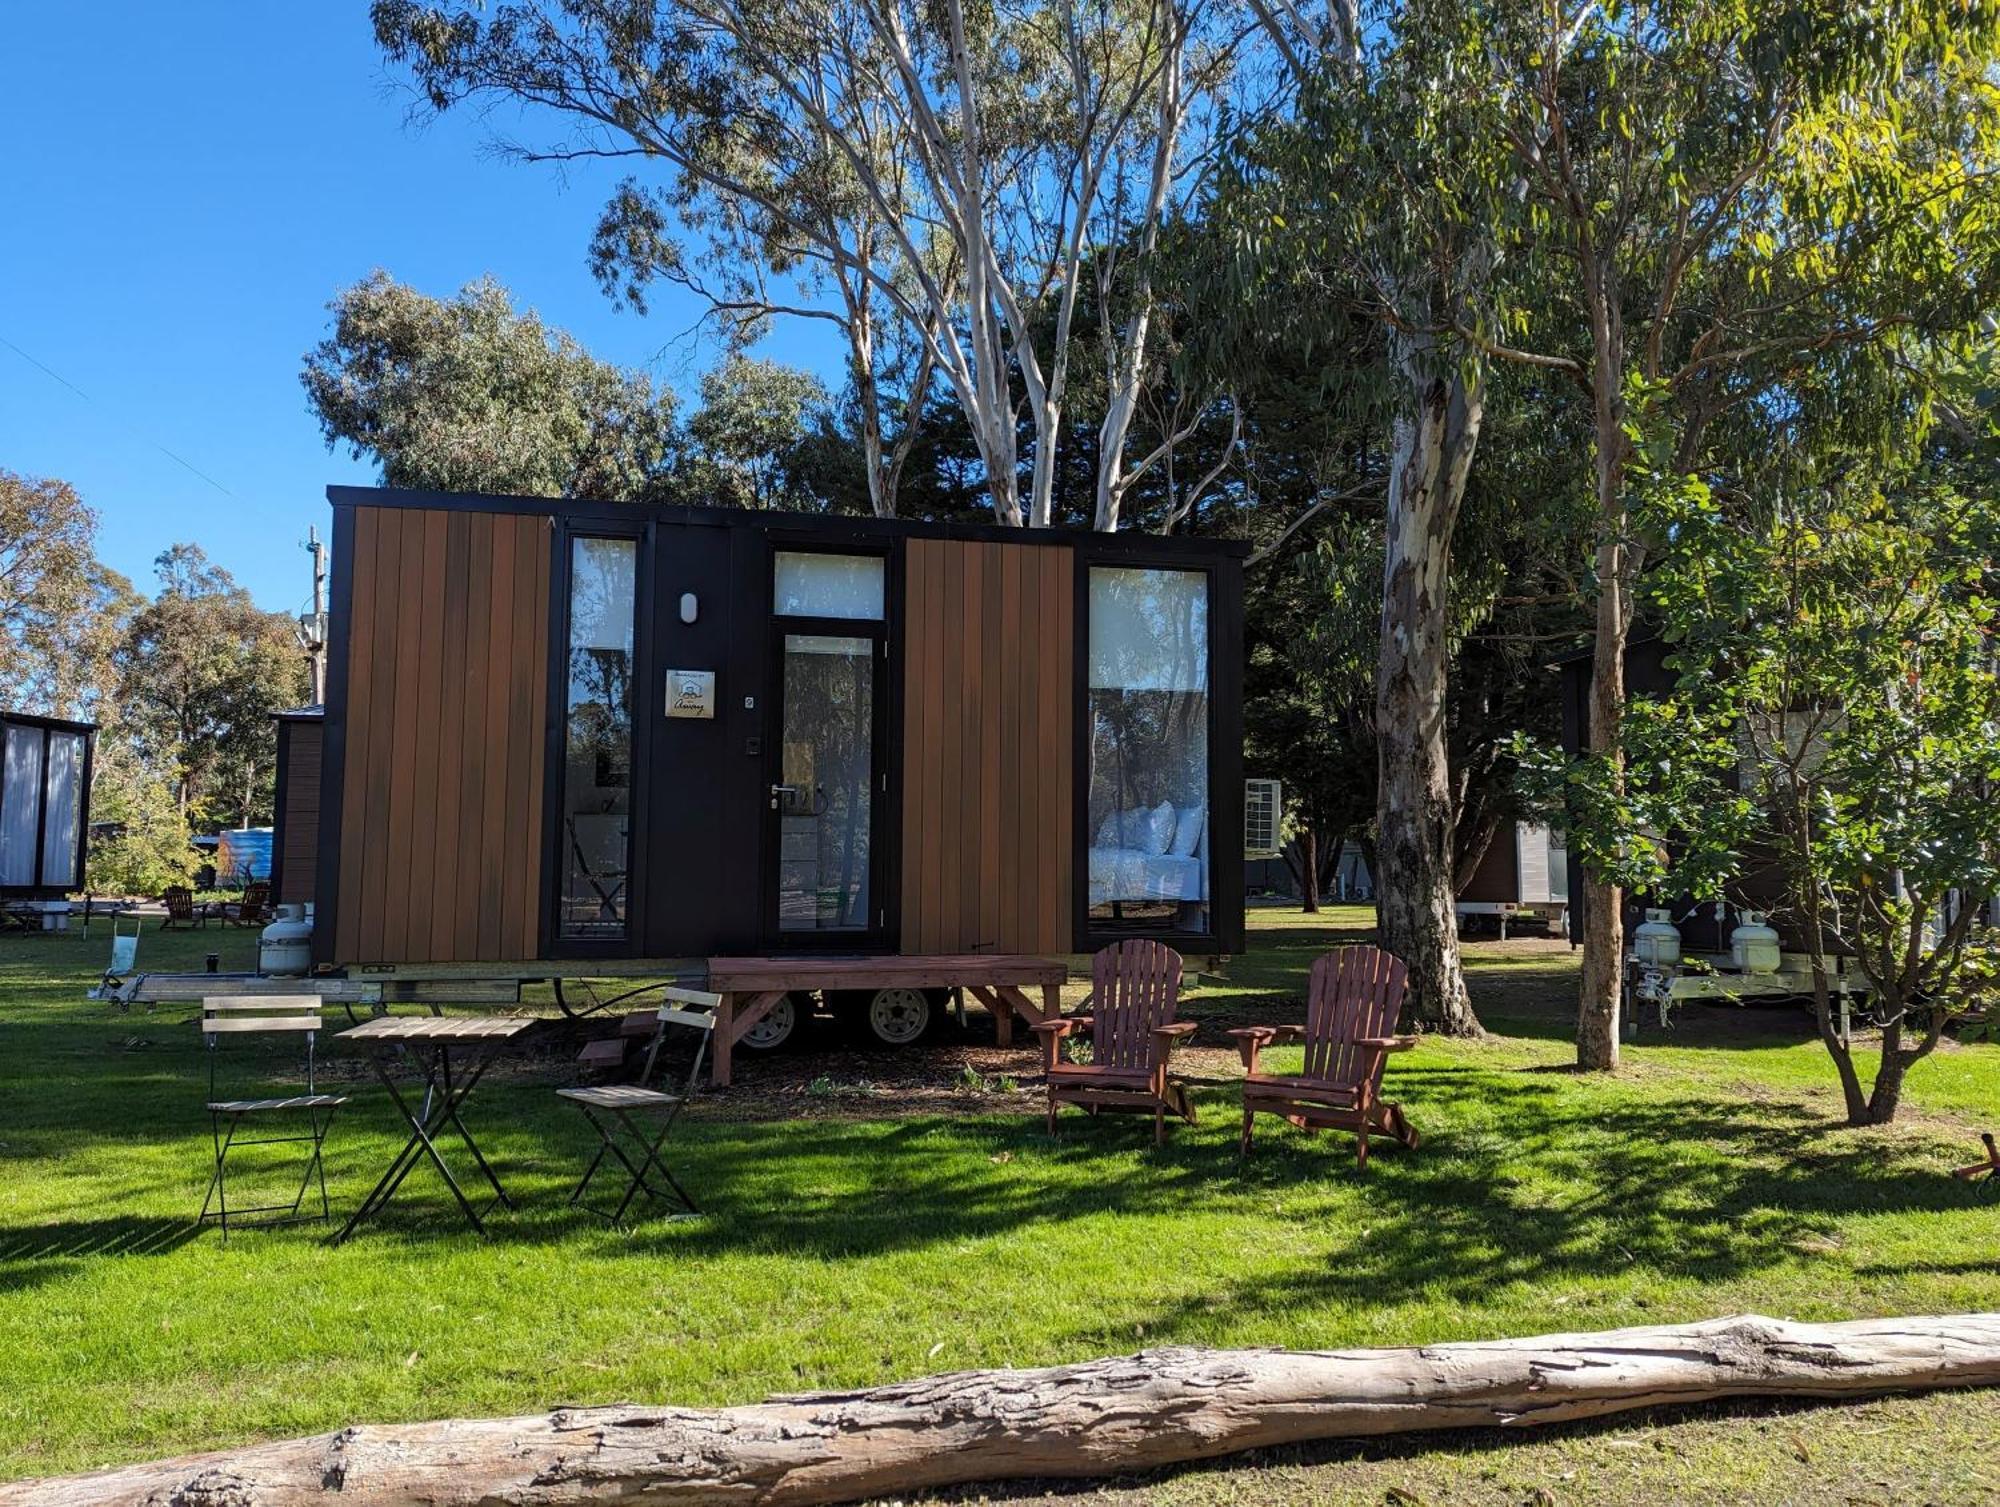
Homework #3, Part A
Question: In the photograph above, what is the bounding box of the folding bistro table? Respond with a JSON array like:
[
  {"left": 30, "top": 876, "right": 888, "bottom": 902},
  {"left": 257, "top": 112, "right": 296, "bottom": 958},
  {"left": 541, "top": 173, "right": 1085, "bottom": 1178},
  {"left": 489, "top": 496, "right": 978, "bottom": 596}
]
[{"left": 331, "top": 1015, "right": 534, "bottom": 1244}]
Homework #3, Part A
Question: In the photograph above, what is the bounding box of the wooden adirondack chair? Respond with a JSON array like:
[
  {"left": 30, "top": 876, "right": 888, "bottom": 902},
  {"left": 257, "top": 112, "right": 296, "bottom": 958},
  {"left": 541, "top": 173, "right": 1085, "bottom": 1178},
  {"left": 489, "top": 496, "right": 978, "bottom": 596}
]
[
  {"left": 1231, "top": 946, "right": 1419, "bottom": 1169},
  {"left": 1032, "top": 939, "right": 1196, "bottom": 1145}
]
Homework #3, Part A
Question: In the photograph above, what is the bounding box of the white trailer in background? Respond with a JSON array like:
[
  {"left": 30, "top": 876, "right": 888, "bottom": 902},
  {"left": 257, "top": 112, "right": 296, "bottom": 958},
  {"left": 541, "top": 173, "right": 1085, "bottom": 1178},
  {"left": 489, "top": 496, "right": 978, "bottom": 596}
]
[{"left": 1456, "top": 821, "right": 1570, "bottom": 939}]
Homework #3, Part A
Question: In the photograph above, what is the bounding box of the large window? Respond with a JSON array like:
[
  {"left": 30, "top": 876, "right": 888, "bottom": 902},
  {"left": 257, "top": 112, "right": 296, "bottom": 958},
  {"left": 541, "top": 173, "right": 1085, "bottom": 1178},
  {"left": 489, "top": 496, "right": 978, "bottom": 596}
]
[
  {"left": 0, "top": 721, "right": 87, "bottom": 892},
  {"left": 1086, "top": 567, "right": 1210, "bottom": 934},
  {"left": 0, "top": 725, "right": 43, "bottom": 888},
  {"left": 39, "top": 731, "right": 84, "bottom": 889},
  {"left": 560, "top": 536, "right": 637, "bottom": 940}
]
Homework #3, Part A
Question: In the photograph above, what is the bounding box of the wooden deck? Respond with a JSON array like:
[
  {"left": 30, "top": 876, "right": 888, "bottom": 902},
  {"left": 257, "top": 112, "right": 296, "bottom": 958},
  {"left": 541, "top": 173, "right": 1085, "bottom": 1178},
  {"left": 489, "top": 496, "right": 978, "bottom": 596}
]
[{"left": 704, "top": 954, "right": 1068, "bottom": 1086}]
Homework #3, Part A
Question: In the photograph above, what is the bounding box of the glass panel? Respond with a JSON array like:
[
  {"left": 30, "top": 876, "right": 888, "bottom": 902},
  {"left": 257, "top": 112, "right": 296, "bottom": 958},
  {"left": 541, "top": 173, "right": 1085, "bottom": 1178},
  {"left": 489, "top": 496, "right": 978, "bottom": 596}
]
[
  {"left": 774, "top": 552, "right": 884, "bottom": 619},
  {"left": 0, "top": 725, "right": 42, "bottom": 887},
  {"left": 777, "top": 632, "right": 874, "bottom": 931},
  {"left": 560, "top": 537, "right": 637, "bottom": 939},
  {"left": 1086, "top": 568, "right": 1210, "bottom": 933},
  {"left": 40, "top": 732, "right": 83, "bottom": 890}
]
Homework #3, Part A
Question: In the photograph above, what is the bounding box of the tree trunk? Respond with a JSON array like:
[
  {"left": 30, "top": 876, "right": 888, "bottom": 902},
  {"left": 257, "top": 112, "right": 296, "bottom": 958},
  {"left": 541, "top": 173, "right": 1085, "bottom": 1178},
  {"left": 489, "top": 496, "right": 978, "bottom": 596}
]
[
  {"left": 1299, "top": 826, "right": 1321, "bottom": 913},
  {"left": 1374, "top": 357, "right": 1482, "bottom": 1037},
  {"left": 19, "top": 1315, "right": 2000, "bottom": 1507},
  {"left": 1868, "top": 1037, "right": 1911, "bottom": 1126},
  {"left": 1575, "top": 533, "right": 1628, "bottom": 1069},
  {"left": 1809, "top": 961, "right": 1872, "bottom": 1126},
  {"left": 1575, "top": 253, "right": 1630, "bottom": 1072}
]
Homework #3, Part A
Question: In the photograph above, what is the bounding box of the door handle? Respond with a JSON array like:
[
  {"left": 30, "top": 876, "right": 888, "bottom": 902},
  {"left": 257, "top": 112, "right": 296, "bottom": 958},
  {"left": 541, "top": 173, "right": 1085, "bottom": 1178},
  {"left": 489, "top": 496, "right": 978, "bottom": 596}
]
[{"left": 769, "top": 783, "right": 798, "bottom": 810}]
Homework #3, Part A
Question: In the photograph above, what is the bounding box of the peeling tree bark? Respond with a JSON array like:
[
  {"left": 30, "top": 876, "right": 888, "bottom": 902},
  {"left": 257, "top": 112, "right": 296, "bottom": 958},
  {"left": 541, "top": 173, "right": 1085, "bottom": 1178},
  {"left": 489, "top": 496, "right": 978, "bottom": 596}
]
[
  {"left": 21, "top": 1314, "right": 1994, "bottom": 1507},
  {"left": 1374, "top": 345, "right": 1483, "bottom": 1037}
]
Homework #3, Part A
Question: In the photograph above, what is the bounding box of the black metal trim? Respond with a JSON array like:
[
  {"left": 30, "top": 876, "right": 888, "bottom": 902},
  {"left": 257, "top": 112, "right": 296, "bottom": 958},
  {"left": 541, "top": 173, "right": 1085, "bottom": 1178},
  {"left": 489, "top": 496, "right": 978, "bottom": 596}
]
[
  {"left": 270, "top": 716, "right": 293, "bottom": 906},
  {"left": 0, "top": 705, "right": 100, "bottom": 898},
  {"left": 327, "top": 485, "right": 1253, "bottom": 560},
  {"left": 311, "top": 507, "right": 358, "bottom": 967},
  {"left": 758, "top": 537, "right": 897, "bottom": 952},
  {"left": 28, "top": 725, "right": 49, "bottom": 893},
  {"left": 545, "top": 519, "right": 652, "bottom": 960},
  {"left": 71, "top": 722, "right": 95, "bottom": 899}
]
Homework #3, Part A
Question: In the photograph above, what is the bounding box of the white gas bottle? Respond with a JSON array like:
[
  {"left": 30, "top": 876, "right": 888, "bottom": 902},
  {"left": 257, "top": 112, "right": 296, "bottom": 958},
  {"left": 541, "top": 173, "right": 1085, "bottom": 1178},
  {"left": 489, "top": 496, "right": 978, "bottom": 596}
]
[
  {"left": 1633, "top": 909, "right": 1682, "bottom": 967},
  {"left": 259, "top": 903, "right": 314, "bottom": 977},
  {"left": 1730, "top": 911, "right": 1782, "bottom": 974}
]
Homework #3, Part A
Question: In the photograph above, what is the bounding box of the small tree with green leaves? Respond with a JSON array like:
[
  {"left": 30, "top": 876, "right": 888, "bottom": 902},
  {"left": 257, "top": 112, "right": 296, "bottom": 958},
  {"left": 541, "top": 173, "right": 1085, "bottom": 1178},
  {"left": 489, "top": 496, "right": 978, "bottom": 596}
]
[{"left": 1538, "top": 415, "right": 2000, "bottom": 1125}]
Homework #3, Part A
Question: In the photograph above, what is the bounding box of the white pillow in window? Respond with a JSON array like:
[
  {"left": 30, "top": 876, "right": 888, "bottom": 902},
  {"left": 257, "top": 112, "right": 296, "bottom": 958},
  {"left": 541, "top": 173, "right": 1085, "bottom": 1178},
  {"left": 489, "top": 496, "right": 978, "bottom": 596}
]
[
  {"left": 1170, "top": 804, "right": 1205, "bottom": 858},
  {"left": 1139, "top": 801, "right": 1177, "bottom": 856},
  {"left": 1094, "top": 812, "right": 1123, "bottom": 851}
]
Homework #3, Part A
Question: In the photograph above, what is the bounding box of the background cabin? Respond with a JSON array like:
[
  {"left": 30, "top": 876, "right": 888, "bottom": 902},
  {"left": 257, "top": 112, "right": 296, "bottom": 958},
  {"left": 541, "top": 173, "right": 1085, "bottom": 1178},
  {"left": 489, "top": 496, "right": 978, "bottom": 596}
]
[
  {"left": 1557, "top": 636, "right": 1801, "bottom": 952},
  {"left": 1456, "top": 821, "right": 1569, "bottom": 937},
  {"left": 0, "top": 710, "right": 92, "bottom": 902},
  {"left": 296, "top": 487, "right": 1246, "bottom": 969},
  {"left": 270, "top": 707, "right": 323, "bottom": 908}
]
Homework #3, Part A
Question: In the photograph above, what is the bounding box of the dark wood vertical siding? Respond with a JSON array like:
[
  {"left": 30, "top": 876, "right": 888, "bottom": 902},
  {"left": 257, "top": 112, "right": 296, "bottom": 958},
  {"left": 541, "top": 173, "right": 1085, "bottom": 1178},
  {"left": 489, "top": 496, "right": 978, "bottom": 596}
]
[
  {"left": 1457, "top": 821, "right": 1519, "bottom": 903},
  {"left": 331, "top": 505, "right": 552, "bottom": 964},
  {"left": 274, "top": 720, "right": 321, "bottom": 906},
  {"left": 900, "top": 540, "right": 1072, "bottom": 954}
]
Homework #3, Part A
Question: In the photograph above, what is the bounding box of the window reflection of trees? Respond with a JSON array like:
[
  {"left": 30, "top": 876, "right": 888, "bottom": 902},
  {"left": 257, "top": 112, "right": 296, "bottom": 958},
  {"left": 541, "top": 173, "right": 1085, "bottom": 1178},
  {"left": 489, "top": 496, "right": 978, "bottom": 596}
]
[{"left": 561, "top": 539, "right": 635, "bottom": 939}]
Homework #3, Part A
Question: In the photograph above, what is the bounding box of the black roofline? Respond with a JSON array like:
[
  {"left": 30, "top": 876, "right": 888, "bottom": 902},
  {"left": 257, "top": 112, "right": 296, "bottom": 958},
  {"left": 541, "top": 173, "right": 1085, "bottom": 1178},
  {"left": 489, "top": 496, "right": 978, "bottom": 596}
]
[
  {"left": 1, "top": 708, "right": 97, "bottom": 736},
  {"left": 325, "top": 484, "right": 1255, "bottom": 560}
]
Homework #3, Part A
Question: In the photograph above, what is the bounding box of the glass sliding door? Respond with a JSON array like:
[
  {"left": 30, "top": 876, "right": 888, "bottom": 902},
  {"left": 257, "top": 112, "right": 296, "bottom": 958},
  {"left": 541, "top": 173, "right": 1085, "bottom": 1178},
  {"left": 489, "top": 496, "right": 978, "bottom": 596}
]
[
  {"left": 559, "top": 535, "right": 638, "bottom": 940},
  {"left": 769, "top": 552, "right": 886, "bottom": 942}
]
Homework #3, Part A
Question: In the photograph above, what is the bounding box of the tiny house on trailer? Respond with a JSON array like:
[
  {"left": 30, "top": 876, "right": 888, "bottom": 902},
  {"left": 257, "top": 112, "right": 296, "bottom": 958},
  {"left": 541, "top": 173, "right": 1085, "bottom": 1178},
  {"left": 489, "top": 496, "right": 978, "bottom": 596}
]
[{"left": 296, "top": 486, "right": 1246, "bottom": 1032}]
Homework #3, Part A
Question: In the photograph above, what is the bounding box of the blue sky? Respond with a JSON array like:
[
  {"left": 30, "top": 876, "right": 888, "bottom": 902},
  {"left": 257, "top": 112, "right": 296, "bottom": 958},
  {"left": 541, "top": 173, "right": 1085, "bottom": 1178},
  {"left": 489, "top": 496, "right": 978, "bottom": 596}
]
[{"left": 0, "top": 4, "right": 832, "bottom": 614}]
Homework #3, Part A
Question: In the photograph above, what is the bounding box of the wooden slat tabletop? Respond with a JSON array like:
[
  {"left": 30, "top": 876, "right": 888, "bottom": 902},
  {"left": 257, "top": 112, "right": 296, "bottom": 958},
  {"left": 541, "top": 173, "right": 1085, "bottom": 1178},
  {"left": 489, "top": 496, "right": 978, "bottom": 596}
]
[{"left": 337, "top": 1016, "right": 534, "bottom": 1045}]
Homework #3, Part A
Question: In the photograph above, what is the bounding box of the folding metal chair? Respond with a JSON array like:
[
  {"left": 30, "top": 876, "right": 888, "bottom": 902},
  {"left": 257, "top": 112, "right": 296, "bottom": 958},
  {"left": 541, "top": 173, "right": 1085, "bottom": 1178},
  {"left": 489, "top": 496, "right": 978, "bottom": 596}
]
[
  {"left": 198, "top": 997, "right": 348, "bottom": 1241},
  {"left": 557, "top": 987, "right": 720, "bottom": 1224}
]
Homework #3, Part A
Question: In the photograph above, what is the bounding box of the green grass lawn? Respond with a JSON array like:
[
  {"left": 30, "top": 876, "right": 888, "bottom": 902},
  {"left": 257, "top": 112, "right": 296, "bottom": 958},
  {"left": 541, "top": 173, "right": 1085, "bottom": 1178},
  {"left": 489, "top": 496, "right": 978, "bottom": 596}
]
[{"left": 4, "top": 910, "right": 2000, "bottom": 1502}]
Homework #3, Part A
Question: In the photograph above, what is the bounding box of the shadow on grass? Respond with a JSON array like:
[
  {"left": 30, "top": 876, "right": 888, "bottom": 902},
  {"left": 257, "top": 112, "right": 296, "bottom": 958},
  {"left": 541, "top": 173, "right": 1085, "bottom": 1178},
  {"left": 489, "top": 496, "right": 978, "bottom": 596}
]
[
  {"left": 5, "top": 1058, "right": 1985, "bottom": 1293},
  {"left": 0, "top": 1215, "right": 200, "bottom": 1267}
]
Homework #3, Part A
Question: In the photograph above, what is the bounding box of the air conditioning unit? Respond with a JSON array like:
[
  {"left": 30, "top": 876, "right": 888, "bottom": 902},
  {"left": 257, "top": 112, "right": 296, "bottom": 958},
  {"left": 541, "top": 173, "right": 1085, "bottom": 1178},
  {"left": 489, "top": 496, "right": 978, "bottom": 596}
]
[{"left": 1244, "top": 778, "right": 1282, "bottom": 859}]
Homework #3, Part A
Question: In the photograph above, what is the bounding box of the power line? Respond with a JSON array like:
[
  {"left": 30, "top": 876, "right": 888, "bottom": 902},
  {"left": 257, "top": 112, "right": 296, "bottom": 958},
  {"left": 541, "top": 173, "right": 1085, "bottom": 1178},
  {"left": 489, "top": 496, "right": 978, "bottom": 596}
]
[{"left": 0, "top": 332, "right": 239, "bottom": 500}]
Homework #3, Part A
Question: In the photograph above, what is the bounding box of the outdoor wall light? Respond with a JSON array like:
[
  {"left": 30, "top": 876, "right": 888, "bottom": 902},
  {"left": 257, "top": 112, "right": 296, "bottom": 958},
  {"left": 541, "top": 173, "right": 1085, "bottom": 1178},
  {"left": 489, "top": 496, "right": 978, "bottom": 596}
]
[{"left": 680, "top": 591, "right": 698, "bottom": 624}]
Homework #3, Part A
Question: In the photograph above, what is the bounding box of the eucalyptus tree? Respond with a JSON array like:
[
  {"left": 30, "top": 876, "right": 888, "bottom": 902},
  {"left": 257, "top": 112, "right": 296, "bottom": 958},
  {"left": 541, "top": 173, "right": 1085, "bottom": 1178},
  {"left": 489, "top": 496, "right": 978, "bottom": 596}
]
[
  {"left": 1213, "top": 0, "right": 1538, "bottom": 1032},
  {"left": 374, "top": 0, "right": 1249, "bottom": 530},
  {"left": 119, "top": 546, "right": 312, "bottom": 828},
  {"left": 303, "top": 272, "right": 681, "bottom": 500},
  {"left": 0, "top": 471, "right": 136, "bottom": 721},
  {"left": 681, "top": 353, "right": 839, "bottom": 509},
  {"left": 1467, "top": 0, "right": 2000, "bottom": 1068}
]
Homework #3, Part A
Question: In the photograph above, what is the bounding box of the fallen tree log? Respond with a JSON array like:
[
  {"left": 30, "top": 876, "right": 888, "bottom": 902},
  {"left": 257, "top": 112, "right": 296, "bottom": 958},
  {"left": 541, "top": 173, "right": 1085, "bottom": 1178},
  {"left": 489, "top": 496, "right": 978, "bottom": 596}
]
[{"left": 12, "top": 1313, "right": 2000, "bottom": 1507}]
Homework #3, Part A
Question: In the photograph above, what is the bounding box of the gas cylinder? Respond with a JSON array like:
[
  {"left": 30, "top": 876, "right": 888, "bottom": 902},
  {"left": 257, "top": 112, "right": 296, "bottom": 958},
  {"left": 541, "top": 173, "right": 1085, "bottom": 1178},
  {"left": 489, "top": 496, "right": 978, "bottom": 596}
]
[{"left": 1730, "top": 911, "right": 1782, "bottom": 974}]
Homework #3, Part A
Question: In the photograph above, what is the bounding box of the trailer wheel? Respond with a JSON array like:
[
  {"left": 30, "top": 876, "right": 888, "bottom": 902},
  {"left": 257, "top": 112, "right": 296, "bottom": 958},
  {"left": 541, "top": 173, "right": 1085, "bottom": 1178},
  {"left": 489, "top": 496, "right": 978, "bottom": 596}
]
[
  {"left": 865, "top": 986, "right": 933, "bottom": 1047},
  {"left": 739, "top": 993, "right": 799, "bottom": 1052}
]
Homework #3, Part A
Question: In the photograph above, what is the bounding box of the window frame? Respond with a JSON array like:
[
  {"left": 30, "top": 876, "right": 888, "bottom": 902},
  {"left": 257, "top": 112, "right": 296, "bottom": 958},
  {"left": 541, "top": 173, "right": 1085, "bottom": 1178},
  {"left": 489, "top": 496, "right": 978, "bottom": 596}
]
[
  {"left": 758, "top": 537, "right": 899, "bottom": 952},
  {"left": 0, "top": 713, "right": 95, "bottom": 897},
  {"left": 544, "top": 520, "right": 652, "bottom": 958},
  {"left": 1072, "top": 549, "right": 1241, "bottom": 955}
]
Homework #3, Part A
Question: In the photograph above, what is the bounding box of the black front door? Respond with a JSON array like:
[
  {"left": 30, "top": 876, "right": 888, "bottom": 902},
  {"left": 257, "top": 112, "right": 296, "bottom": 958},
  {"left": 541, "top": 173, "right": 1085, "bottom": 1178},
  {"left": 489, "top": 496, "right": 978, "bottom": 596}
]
[{"left": 764, "top": 621, "right": 889, "bottom": 948}]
